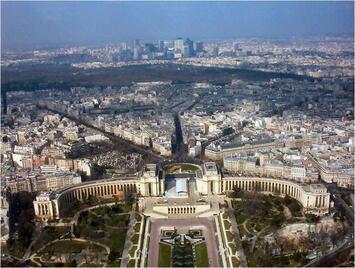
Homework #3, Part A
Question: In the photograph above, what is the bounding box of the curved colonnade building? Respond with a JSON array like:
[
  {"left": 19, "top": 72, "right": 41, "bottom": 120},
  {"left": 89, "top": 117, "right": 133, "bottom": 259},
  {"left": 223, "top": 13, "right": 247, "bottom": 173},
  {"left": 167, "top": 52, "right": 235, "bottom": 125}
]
[
  {"left": 222, "top": 177, "right": 329, "bottom": 215},
  {"left": 34, "top": 162, "right": 330, "bottom": 220}
]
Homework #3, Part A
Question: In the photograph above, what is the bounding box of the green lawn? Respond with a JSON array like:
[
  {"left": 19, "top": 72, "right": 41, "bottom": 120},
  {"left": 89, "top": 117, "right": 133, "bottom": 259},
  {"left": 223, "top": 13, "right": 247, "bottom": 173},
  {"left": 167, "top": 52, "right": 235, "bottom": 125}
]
[
  {"left": 134, "top": 222, "right": 141, "bottom": 232},
  {"left": 92, "top": 206, "right": 110, "bottom": 216},
  {"left": 195, "top": 242, "right": 209, "bottom": 267},
  {"left": 164, "top": 163, "right": 199, "bottom": 173},
  {"left": 92, "top": 203, "right": 132, "bottom": 217},
  {"left": 131, "top": 234, "right": 140, "bottom": 244},
  {"left": 109, "top": 214, "right": 130, "bottom": 226},
  {"left": 127, "top": 259, "right": 136, "bottom": 267},
  {"left": 235, "top": 212, "right": 248, "bottom": 224},
  {"left": 225, "top": 231, "right": 234, "bottom": 242},
  {"left": 129, "top": 245, "right": 138, "bottom": 257},
  {"left": 158, "top": 243, "right": 172, "bottom": 267},
  {"left": 228, "top": 242, "right": 237, "bottom": 255},
  {"left": 107, "top": 260, "right": 121, "bottom": 267},
  {"left": 224, "top": 220, "right": 232, "bottom": 229}
]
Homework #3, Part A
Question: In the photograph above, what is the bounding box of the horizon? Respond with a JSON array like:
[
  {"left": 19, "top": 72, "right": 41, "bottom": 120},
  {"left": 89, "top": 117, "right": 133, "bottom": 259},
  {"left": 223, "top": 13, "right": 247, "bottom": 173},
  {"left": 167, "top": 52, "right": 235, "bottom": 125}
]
[{"left": 2, "top": 1, "right": 354, "bottom": 51}]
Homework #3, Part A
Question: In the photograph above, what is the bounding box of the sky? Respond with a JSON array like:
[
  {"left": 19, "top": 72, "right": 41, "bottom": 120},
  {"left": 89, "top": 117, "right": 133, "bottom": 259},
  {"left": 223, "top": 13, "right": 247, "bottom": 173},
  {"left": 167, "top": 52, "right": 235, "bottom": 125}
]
[{"left": 1, "top": 1, "right": 354, "bottom": 50}]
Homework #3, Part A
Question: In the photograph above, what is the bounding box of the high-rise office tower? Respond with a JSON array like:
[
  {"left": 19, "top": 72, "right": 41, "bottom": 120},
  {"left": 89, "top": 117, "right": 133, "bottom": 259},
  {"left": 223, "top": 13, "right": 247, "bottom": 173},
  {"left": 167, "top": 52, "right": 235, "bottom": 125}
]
[
  {"left": 133, "top": 47, "right": 141, "bottom": 60},
  {"left": 193, "top": 41, "right": 204, "bottom": 53},
  {"left": 158, "top": 40, "right": 165, "bottom": 52},
  {"left": 121, "top": 42, "right": 128, "bottom": 50},
  {"left": 144, "top": 43, "right": 155, "bottom": 53},
  {"left": 174, "top": 38, "right": 185, "bottom": 53},
  {"left": 184, "top": 38, "right": 194, "bottom": 57},
  {"left": 212, "top": 47, "right": 219, "bottom": 57}
]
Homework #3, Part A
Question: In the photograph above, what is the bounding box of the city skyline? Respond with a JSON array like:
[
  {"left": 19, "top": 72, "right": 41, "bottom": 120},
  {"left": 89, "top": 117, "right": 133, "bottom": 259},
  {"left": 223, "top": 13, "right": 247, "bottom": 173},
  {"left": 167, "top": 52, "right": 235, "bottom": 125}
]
[{"left": 2, "top": 1, "right": 354, "bottom": 51}]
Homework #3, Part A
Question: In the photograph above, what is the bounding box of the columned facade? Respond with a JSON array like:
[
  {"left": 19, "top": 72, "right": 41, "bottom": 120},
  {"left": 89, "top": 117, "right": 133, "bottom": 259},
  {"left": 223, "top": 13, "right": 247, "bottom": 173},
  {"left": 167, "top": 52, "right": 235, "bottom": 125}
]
[
  {"left": 34, "top": 172, "right": 162, "bottom": 220},
  {"left": 33, "top": 163, "right": 330, "bottom": 220},
  {"left": 222, "top": 177, "right": 330, "bottom": 215}
]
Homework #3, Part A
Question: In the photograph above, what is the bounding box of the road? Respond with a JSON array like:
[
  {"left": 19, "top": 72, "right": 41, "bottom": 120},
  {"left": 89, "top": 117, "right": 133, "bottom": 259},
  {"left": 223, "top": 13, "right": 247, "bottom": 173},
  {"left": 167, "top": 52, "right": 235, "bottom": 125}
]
[
  {"left": 305, "top": 239, "right": 354, "bottom": 267},
  {"left": 37, "top": 104, "right": 167, "bottom": 162},
  {"left": 120, "top": 211, "right": 135, "bottom": 268},
  {"left": 172, "top": 113, "right": 186, "bottom": 161}
]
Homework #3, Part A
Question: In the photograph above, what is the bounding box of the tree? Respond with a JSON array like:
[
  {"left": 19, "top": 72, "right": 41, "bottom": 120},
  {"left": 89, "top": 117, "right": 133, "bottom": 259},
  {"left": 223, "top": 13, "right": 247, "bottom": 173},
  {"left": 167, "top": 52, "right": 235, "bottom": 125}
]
[
  {"left": 108, "top": 250, "right": 120, "bottom": 263},
  {"left": 125, "top": 192, "right": 134, "bottom": 205},
  {"left": 7, "top": 191, "right": 35, "bottom": 248},
  {"left": 232, "top": 187, "right": 244, "bottom": 199},
  {"left": 270, "top": 213, "right": 285, "bottom": 227},
  {"left": 69, "top": 259, "right": 77, "bottom": 267},
  {"left": 88, "top": 195, "right": 98, "bottom": 206},
  {"left": 222, "top": 127, "right": 235, "bottom": 136},
  {"left": 277, "top": 235, "right": 297, "bottom": 254}
]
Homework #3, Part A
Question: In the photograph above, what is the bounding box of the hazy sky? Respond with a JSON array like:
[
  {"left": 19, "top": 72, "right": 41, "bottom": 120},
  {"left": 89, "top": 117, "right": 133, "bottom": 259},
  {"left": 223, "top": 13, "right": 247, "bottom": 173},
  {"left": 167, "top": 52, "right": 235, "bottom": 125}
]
[{"left": 2, "top": 1, "right": 354, "bottom": 50}]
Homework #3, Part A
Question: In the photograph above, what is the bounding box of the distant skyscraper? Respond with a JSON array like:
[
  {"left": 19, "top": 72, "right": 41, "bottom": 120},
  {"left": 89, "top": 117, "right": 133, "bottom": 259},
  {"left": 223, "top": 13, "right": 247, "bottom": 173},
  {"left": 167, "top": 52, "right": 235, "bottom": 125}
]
[
  {"left": 193, "top": 41, "right": 204, "bottom": 53},
  {"left": 183, "top": 45, "right": 191, "bottom": 57},
  {"left": 184, "top": 38, "right": 194, "bottom": 57},
  {"left": 133, "top": 47, "right": 141, "bottom": 60},
  {"left": 158, "top": 40, "right": 165, "bottom": 52},
  {"left": 212, "top": 47, "right": 219, "bottom": 57},
  {"left": 134, "top": 39, "right": 140, "bottom": 48},
  {"left": 165, "top": 40, "right": 174, "bottom": 49},
  {"left": 144, "top": 43, "right": 155, "bottom": 53},
  {"left": 121, "top": 42, "right": 128, "bottom": 50},
  {"left": 174, "top": 38, "right": 185, "bottom": 53}
]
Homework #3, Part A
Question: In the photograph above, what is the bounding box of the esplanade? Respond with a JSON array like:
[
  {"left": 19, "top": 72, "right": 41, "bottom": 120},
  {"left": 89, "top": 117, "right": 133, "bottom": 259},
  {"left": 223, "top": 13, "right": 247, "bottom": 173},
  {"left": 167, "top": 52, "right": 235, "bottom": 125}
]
[{"left": 34, "top": 162, "right": 330, "bottom": 220}]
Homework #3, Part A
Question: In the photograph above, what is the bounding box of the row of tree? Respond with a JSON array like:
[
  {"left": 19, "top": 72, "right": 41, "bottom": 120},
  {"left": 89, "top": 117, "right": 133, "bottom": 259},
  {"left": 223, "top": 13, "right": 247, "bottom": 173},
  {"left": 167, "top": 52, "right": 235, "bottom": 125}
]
[{"left": 6, "top": 190, "right": 36, "bottom": 251}]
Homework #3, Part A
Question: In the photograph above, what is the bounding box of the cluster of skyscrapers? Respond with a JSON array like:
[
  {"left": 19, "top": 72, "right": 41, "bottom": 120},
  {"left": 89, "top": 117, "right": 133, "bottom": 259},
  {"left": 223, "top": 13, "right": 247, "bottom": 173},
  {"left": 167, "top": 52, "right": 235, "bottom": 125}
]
[{"left": 128, "top": 38, "right": 204, "bottom": 60}]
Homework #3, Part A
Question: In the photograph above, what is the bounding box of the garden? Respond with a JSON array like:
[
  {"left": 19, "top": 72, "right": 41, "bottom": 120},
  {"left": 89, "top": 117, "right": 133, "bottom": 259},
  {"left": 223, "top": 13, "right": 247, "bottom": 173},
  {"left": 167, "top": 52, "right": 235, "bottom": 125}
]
[{"left": 74, "top": 203, "right": 132, "bottom": 267}]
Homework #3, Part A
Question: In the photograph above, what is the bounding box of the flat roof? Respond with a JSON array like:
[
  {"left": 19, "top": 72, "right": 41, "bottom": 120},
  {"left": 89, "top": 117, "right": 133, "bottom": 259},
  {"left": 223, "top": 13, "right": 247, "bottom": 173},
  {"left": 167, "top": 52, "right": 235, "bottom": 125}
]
[
  {"left": 176, "top": 178, "right": 188, "bottom": 194},
  {"left": 204, "top": 162, "right": 217, "bottom": 171}
]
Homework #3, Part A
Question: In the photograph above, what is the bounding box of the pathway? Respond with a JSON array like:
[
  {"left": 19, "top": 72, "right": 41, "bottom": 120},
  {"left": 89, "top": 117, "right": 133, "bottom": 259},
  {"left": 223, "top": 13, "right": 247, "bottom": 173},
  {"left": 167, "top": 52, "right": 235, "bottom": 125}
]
[
  {"left": 242, "top": 219, "right": 250, "bottom": 234},
  {"left": 250, "top": 226, "right": 270, "bottom": 253},
  {"left": 226, "top": 198, "right": 248, "bottom": 267},
  {"left": 20, "top": 224, "right": 42, "bottom": 262},
  {"left": 70, "top": 202, "right": 117, "bottom": 233},
  {"left": 29, "top": 238, "right": 110, "bottom": 267},
  {"left": 120, "top": 211, "right": 135, "bottom": 267}
]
